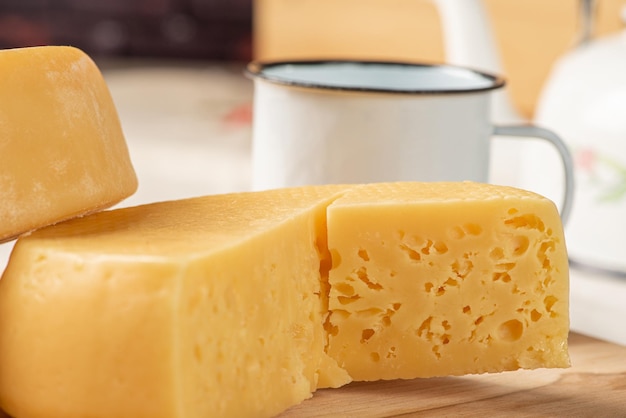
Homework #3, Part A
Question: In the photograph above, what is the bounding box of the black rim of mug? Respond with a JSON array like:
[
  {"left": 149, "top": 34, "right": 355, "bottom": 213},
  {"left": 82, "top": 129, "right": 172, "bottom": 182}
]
[{"left": 245, "top": 59, "right": 506, "bottom": 95}]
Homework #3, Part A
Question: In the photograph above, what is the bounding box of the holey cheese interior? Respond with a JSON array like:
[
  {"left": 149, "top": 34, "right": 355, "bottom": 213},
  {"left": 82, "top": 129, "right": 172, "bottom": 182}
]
[
  {"left": 325, "top": 183, "right": 569, "bottom": 380},
  {"left": 0, "top": 182, "right": 570, "bottom": 418}
]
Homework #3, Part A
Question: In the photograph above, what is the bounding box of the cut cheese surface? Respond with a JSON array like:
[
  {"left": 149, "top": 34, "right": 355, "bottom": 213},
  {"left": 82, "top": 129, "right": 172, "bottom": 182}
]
[
  {"left": 0, "top": 185, "right": 351, "bottom": 418},
  {"left": 0, "top": 182, "right": 569, "bottom": 418},
  {"left": 326, "top": 182, "right": 570, "bottom": 380},
  {"left": 0, "top": 46, "right": 137, "bottom": 243}
]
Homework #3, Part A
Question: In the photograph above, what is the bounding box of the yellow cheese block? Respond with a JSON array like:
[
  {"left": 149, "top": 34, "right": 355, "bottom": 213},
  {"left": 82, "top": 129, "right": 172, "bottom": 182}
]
[
  {"left": 326, "top": 182, "right": 570, "bottom": 380},
  {"left": 0, "top": 182, "right": 569, "bottom": 417},
  {"left": 0, "top": 186, "right": 351, "bottom": 418},
  {"left": 0, "top": 46, "right": 137, "bottom": 243}
]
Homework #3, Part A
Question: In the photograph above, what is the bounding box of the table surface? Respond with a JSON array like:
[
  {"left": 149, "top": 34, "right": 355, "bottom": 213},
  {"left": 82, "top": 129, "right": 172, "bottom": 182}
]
[{"left": 280, "top": 332, "right": 626, "bottom": 417}]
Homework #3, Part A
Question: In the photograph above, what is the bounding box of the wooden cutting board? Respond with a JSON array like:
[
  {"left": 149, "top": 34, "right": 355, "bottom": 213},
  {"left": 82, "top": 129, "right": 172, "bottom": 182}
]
[{"left": 280, "top": 332, "right": 626, "bottom": 417}]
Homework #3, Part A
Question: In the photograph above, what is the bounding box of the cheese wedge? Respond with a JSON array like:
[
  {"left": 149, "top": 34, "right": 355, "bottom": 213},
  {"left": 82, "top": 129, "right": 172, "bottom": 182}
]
[
  {"left": 0, "top": 186, "right": 351, "bottom": 418},
  {"left": 0, "top": 182, "right": 569, "bottom": 418},
  {"left": 325, "top": 182, "right": 570, "bottom": 380},
  {"left": 0, "top": 46, "right": 137, "bottom": 243}
]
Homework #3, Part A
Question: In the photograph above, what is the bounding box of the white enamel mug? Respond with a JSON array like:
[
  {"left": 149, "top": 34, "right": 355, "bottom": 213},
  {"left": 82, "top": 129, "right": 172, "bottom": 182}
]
[{"left": 246, "top": 60, "right": 574, "bottom": 223}]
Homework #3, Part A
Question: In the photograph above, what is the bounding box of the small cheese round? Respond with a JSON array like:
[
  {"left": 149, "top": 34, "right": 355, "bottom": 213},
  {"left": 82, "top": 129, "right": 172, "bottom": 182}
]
[{"left": 0, "top": 46, "right": 137, "bottom": 242}]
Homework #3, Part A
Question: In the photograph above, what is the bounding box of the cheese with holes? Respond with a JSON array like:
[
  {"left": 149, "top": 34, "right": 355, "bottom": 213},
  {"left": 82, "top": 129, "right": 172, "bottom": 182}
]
[
  {"left": 0, "top": 46, "right": 137, "bottom": 243},
  {"left": 0, "top": 182, "right": 569, "bottom": 417},
  {"left": 0, "top": 186, "right": 351, "bottom": 418},
  {"left": 325, "top": 182, "right": 570, "bottom": 380}
]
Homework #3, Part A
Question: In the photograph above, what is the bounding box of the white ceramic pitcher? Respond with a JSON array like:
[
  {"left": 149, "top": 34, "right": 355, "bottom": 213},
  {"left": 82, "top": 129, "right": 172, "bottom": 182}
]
[{"left": 524, "top": 2, "right": 626, "bottom": 274}]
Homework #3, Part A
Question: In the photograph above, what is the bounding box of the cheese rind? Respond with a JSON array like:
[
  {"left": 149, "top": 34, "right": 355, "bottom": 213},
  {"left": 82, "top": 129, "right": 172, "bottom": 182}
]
[
  {"left": 0, "top": 46, "right": 137, "bottom": 243},
  {"left": 326, "top": 182, "right": 570, "bottom": 380},
  {"left": 0, "top": 186, "right": 350, "bottom": 418}
]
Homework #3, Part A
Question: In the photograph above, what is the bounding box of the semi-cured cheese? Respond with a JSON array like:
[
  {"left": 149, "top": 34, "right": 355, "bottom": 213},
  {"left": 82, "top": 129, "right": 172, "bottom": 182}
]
[
  {"left": 0, "top": 46, "right": 137, "bottom": 243},
  {"left": 325, "top": 182, "right": 570, "bottom": 380},
  {"left": 0, "top": 186, "right": 351, "bottom": 418},
  {"left": 0, "top": 182, "right": 569, "bottom": 417}
]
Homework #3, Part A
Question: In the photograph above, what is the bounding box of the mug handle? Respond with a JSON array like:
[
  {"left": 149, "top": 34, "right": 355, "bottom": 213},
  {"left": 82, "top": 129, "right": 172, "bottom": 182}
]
[{"left": 493, "top": 125, "right": 575, "bottom": 225}]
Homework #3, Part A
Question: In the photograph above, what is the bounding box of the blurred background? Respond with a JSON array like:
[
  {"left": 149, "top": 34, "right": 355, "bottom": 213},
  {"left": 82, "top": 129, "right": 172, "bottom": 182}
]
[
  {"left": 0, "top": 0, "right": 624, "bottom": 118},
  {"left": 0, "top": 0, "right": 253, "bottom": 61}
]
